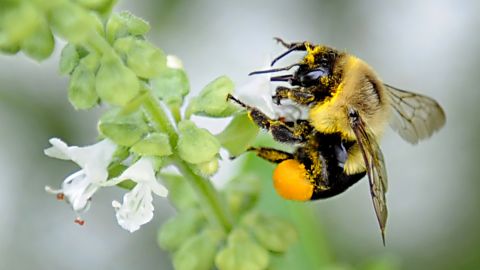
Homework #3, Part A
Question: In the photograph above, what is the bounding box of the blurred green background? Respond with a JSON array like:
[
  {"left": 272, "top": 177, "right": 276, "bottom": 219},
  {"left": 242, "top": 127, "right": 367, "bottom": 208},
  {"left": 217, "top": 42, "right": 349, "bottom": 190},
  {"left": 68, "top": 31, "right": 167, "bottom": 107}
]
[{"left": 0, "top": 0, "right": 478, "bottom": 269}]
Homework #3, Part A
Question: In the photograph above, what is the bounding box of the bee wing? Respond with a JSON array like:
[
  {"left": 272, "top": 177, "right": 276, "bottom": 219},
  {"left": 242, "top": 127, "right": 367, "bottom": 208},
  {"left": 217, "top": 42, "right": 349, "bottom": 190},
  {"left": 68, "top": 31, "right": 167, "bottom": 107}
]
[
  {"left": 348, "top": 107, "right": 388, "bottom": 245},
  {"left": 385, "top": 84, "right": 446, "bottom": 144}
]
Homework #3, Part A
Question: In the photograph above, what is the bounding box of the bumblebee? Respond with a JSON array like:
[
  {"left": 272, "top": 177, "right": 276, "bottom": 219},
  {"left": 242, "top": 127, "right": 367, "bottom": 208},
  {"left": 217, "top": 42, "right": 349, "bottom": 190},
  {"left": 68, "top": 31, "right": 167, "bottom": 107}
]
[{"left": 228, "top": 38, "right": 446, "bottom": 244}]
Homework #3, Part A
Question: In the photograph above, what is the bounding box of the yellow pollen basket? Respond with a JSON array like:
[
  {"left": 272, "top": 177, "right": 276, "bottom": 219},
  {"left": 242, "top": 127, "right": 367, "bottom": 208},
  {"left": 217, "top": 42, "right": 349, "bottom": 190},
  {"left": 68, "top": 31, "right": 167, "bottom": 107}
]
[{"left": 272, "top": 159, "right": 313, "bottom": 201}]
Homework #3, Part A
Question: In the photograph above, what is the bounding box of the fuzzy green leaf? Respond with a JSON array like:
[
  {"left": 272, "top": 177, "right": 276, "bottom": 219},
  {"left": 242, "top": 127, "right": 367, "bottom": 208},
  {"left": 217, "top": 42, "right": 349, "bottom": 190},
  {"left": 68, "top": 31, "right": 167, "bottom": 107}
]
[
  {"left": 186, "top": 76, "right": 238, "bottom": 118},
  {"left": 68, "top": 59, "right": 98, "bottom": 109},
  {"left": 242, "top": 212, "right": 297, "bottom": 253},
  {"left": 223, "top": 175, "right": 261, "bottom": 219},
  {"left": 157, "top": 208, "right": 205, "bottom": 252},
  {"left": 215, "top": 228, "right": 269, "bottom": 270},
  {"left": 151, "top": 67, "right": 189, "bottom": 107},
  {"left": 48, "top": 2, "right": 95, "bottom": 43},
  {"left": 161, "top": 174, "right": 198, "bottom": 210},
  {"left": 21, "top": 18, "right": 54, "bottom": 61},
  {"left": 114, "top": 36, "right": 166, "bottom": 78},
  {"left": 131, "top": 132, "right": 172, "bottom": 156},
  {"left": 216, "top": 112, "right": 259, "bottom": 157},
  {"left": 177, "top": 120, "right": 221, "bottom": 164},
  {"left": 98, "top": 108, "right": 148, "bottom": 146},
  {"left": 105, "top": 11, "right": 150, "bottom": 43},
  {"left": 59, "top": 43, "right": 80, "bottom": 75},
  {"left": 95, "top": 54, "right": 139, "bottom": 106},
  {"left": 173, "top": 229, "right": 224, "bottom": 270}
]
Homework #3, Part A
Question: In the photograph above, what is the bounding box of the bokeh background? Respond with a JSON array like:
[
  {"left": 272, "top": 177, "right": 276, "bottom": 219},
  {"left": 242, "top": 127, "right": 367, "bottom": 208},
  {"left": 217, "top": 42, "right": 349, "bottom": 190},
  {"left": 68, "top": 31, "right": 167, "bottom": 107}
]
[{"left": 1, "top": 0, "right": 478, "bottom": 269}]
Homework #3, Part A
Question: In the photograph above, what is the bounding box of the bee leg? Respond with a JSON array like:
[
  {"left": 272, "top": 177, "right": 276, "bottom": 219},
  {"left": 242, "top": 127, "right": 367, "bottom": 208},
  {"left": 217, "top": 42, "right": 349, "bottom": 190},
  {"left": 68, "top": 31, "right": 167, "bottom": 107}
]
[
  {"left": 227, "top": 94, "right": 309, "bottom": 143},
  {"left": 247, "top": 147, "right": 293, "bottom": 163},
  {"left": 273, "top": 86, "right": 315, "bottom": 105},
  {"left": 311, "top": 171, "right": 366, "bottom": 200}
]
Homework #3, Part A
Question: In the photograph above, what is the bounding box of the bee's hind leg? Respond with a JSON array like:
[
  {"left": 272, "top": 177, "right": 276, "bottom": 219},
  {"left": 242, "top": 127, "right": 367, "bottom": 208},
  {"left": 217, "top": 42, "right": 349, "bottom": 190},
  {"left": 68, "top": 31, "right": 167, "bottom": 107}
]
[{"left": 247, "top": 147, "right": 293, "bottom": 164}]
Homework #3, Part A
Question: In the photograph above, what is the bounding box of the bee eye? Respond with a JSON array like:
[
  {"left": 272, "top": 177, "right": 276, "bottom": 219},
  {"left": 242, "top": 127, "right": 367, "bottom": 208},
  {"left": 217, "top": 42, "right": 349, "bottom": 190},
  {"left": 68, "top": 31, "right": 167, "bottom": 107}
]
[{"left": 299, "top": 68, "right": 327, "bottom": 86}]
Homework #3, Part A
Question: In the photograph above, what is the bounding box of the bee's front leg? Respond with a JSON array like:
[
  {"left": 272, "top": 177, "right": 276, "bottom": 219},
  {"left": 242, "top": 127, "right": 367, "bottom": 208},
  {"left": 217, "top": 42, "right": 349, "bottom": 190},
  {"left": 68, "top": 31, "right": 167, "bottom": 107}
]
[
  {"left": 227, "top": 94, "right": 309, "bottom": 144},
  {"left": 273, "top": 86, "right": 316, "bottom": 105}
]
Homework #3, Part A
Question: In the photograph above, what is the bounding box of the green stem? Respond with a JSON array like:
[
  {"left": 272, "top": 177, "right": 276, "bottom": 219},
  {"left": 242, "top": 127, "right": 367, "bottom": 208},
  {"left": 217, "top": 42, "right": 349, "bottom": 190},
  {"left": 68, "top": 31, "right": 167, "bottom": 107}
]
[
  {"left": 174, "top": 159, "right": 232, "bottom": 232},
  {"left": 143, "top": 92, "right": 232, "bottom": 233},
  {"left": 143, "top": 92, "right": 178, "bottom": 146}
]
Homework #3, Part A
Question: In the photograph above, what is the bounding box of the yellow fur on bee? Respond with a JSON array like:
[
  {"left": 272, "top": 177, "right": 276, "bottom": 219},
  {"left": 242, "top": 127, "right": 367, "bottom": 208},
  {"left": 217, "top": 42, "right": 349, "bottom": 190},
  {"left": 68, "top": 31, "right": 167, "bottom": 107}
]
[{"left": 309, "top": 56, "right": 390, "bottom": 142}]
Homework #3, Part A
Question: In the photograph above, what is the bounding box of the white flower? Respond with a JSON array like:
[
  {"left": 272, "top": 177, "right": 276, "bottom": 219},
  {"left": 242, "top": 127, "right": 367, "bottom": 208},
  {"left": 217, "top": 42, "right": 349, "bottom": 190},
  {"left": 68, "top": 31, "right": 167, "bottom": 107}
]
[
  {"left": 108, "top": 157, "right": 168, "bottom": 232},
  {"left": 238, "top": 61, "right": 308, "bottom": 121},
  {"left": 44, "top": 138, "right": 117, "bottom": 215},
  {"left": 166, "top": 55, "right": 183, "bottom": 69}
]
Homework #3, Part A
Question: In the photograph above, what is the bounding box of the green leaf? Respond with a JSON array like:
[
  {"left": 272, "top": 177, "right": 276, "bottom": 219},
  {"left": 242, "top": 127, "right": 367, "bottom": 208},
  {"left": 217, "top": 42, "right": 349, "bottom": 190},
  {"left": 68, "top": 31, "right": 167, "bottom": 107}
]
[
  {"left": 105, "top": 11, "right": 150, "bottom": 43},
  {"left": 59, "top": 43, "right": 80, "bottom": 75},
  {"left": 173, "top": 229, "right": 224, "bottom": 270},
  {"left": 48, "top": 2, "right": 96, "bottom": 43},
  {"left": 95, "top": 54, "right": 140, "bottom": 106},
  {"left": 68, "top": 58, "right": 98, "bottom": 109},
  {"left": 161, "top": 174, "right": 198, "bottom": 210},
  {"left": 131, "top": 132, "right": 172, "bottom": 156},
  {"left": 177, "top": 120, "right": 221, "bottom": 164},
  {"left": 157, "top": 208, "right": 205, "bottom": 252},
  {"left": 186, "top": 76, "right": 238, "bottom": 118},
  {"left": 98, "top": 108, "right": 148, "bottom": 146},
  {"left": 242, "top": 211, "right": 297, "bottom": 253},
  {"left": 215, "top": 228, "right": 269, "bottom": 270},
  {"left": 151, "top": 67, "right": 189, "bottom": 107},
  {"left": 217, "top": 112, "right": 259, "bottom": 157},
  {"left": 21, "top": 18, "right": 54, "bottom": 61},
  {"left": 223, "top": 175, "right": 261, "bottom": 219},
  {"left": 114, "top": 36, "right": 166, "bottom": 78}
]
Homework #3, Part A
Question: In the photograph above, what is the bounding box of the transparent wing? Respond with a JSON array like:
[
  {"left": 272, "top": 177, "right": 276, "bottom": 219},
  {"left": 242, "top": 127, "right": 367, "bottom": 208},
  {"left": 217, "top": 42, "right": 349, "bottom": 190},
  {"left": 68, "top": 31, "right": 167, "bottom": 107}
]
[
  {"left": 385, "top": 84, "right": 446, "bottom": 144},
  {"left": 348, "top": 107, "right": 388, "bottom": 245}
]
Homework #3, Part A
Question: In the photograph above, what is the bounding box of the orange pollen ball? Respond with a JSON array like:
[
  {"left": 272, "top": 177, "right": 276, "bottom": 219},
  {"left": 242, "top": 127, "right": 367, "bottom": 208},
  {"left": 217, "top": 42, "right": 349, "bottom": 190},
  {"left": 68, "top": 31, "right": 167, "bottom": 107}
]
[{"left": 272, "top": 159, "right": 314, "bottom": 201}]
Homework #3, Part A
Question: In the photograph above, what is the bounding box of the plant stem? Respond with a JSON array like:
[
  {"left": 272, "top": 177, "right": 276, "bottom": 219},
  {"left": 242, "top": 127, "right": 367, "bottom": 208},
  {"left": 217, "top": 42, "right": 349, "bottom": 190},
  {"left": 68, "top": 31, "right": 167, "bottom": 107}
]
[
  {"left": 174, "top": 159, "right": 232, "bottom": 232},
  {"left": 143, "top": 92, "right": 232, "bottom": 233}
]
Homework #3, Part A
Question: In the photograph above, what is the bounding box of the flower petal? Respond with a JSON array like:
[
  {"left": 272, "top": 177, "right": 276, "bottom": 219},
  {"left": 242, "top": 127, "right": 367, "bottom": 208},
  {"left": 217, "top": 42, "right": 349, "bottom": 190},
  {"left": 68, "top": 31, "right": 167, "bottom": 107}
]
[
  {"left": 61, "top": 170, "right": 99, "bottom": 212},
  {"left": 116, "top": 157, "right": 156, "bottom": 183},
  {"left": 112, "top": 183, "right": 154, "bottom": 232},
  {"left": 44, "top": 138, "right": 70, "bottom": 160}
]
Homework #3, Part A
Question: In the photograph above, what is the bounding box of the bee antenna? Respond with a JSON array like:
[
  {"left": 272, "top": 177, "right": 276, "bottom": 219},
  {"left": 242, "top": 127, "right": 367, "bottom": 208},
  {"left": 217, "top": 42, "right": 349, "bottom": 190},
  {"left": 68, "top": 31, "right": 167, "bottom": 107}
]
[
  {"left": 249, "top": 63, "right": 300, "bottom": 76},
  {"left": 271, "top": 43, "right": 305, "bottom": 66}
]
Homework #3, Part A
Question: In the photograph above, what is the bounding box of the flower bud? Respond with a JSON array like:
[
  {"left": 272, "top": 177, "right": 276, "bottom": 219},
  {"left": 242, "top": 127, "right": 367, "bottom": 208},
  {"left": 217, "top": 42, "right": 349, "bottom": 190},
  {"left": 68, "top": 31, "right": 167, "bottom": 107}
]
[
  {"left": 242, "top": 211, "right": 297, "bottom": 253},
  {"left": 95, "top": 54, "right": 140, "bottom": 106},
  {"left": 215, "top": 228, "right": 269, "bottom": 270},
  {"left": 173, "top": 229, "right": 224, "bottom": 270},
  {"left": 105, "top": 11, "right": 150, "bottom": 43},
  {"left": 59, "top": 43, "right": 80, "bottom": 75},
  {"left": 177, "top": 120, "right": 221, "bottom": 164},
  {"left": 157, "top": 208, "right": 205, "bottom": 252},
  {"left": 216, "top": 112, "right": 259, "bottom": 156},
  {"left": 98, "top": 108, "right": 148, "bottom": 146},
  {"left": 186, "top": 76, "right": 238, "bottom": 118},
  {"left": 114, "top": 37, "right": 166, "bottom": 78},
  {"left": 193, "top": 158, "right": 219, "bottom": 177},
  {"left": 131, "top": 132, "right": 172, "bottom": 157},
  {"left": 68, "top": 55, "right": 98, "bottom": 109}
]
